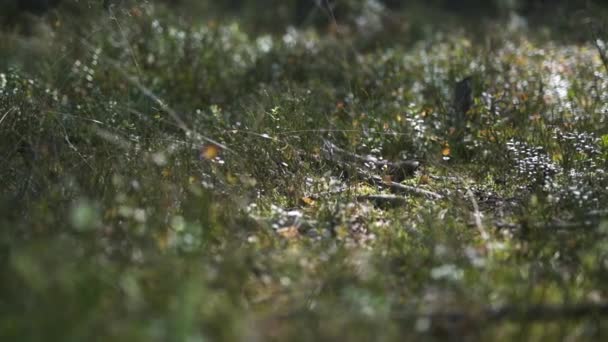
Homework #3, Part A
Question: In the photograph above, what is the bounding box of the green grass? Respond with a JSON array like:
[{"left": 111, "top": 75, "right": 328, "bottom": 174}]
[{"left": 2, "top": 1, "right": 608, "bottom": 340}]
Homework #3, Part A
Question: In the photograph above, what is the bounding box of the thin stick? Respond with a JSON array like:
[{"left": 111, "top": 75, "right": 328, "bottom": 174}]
[
  {"left": 0, "top": 107, "right": 16, "bottom": 127},
  {"left": 466, "top": 189, "right": 489, "bottom": 241},
  {"left": 370, "top": 176, "right": 443, "bottom": 200},
  {"left": 320, "top": 141, "right": 440, "bottom": 199},
  {"left": 588, "top": 19, "right": 608, "bottom": 75},
  {"left": 80, "top": 39, "right": 233, "bottom": 153},
  {"left": 593, "top": 38, "right": 608, "bottom": 75}
]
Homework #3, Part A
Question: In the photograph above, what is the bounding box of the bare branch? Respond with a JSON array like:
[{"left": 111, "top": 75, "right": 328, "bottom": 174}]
[{"left": 466, "top": 189, "right": 489, "bottom": 241}]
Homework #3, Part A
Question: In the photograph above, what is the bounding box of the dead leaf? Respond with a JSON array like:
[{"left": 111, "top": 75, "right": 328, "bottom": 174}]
[
  {"left": 200, "top": 144, "right": 221, "bottom": 160},
  {"left": 442, "top": 145, "right": 451, "bottom": 157},
  {"left": 300, "top": 197, "right": 316, "bottom": 206}
]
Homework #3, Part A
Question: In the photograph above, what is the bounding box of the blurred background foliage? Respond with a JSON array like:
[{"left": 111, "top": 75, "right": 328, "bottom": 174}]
[{"left": 1, "top": 0, "right": 608, "bottom": 341}]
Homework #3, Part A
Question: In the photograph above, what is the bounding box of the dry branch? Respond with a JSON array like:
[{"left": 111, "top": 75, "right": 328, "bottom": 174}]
[{"left": 320, "top": 140, "right": 442, "bottom": 200}]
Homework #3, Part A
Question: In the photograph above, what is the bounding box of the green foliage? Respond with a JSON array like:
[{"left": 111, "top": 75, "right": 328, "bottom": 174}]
[{"left": 2, "top": 1, "right": 608, "bottom": 341}]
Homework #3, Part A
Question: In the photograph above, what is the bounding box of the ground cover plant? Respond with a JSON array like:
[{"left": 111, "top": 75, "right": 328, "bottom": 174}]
[{"left": 1, "top": 0, "right": 608, "bottom": 340}]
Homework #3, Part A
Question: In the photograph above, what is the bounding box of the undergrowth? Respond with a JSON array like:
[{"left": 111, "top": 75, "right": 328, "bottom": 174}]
[{"left": 1, "top": 1, "right": 608, "bottom": 341}]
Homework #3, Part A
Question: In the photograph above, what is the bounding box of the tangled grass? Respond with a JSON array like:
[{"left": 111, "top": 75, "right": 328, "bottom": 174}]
[{"left": 1, "top": 1, "right": 608, "bottom": 341}]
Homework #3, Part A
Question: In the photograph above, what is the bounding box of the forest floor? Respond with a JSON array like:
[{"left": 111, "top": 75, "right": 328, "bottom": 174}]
[{"left": 2, "top": 1, "right": 608, "bottom": 341}]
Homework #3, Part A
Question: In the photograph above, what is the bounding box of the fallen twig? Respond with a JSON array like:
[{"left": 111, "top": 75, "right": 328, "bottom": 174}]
[
  {"left": 319, "top": 140, "right": 443, "bottom": 200},
  {"left": 368, "top": 175, "right": 444, "bottom": 200}
]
